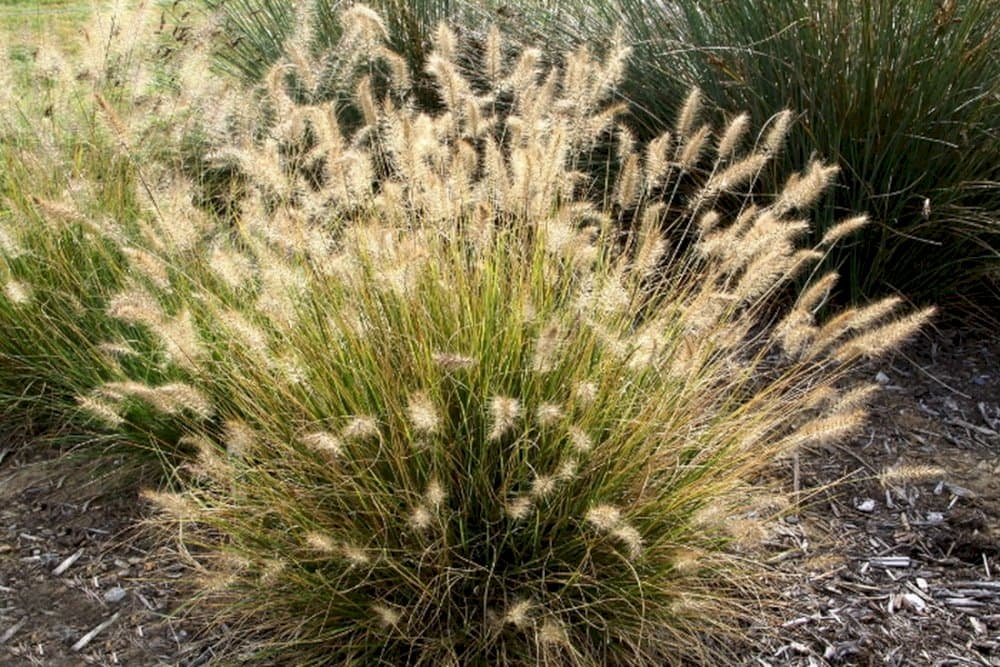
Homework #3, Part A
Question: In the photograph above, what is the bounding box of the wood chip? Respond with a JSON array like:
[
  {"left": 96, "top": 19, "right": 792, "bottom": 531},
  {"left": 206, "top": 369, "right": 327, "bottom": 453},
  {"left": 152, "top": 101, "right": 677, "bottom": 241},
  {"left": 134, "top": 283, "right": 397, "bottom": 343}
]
[
  {"left": 0, "top": 618, "right": 27, "bottom": 645},
  {"left": 52, "top": 548, "right": 84, "bottom": 576},
  {"left": 71, "top": 611, "right": 121, "bottom": 652},
  {"left": 870, "top": 556, "right": 911, "bottom": 568}
]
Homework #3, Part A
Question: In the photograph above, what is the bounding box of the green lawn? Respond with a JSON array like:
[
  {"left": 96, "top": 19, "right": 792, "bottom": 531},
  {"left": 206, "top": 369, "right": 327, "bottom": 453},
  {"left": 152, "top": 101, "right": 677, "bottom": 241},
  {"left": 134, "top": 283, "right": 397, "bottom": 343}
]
[{"left": 0, "top": 0, "right": 89, "bottom": 50}]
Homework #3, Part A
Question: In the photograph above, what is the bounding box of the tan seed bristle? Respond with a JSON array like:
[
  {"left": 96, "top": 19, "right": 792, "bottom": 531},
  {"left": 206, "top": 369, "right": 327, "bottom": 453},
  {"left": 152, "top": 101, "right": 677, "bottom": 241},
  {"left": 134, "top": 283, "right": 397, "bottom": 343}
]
[
  {"left": 97, "top": 342, "right": 135, "bottom": 359},
  {"left": 488, "top": 396, "right": 520, "bottom": 440},
  {"left": 424, "top": 480, "right": 446, "bottom": 508},
  {"left": 3, "top": 281, "right": 31, "bottom": 305},
  {"left": 586, "top": 504, "right": 621, "bottom": 532},
  {"left": 259, "top": 559, "right": 286, "bottom": 585},
  {"left": 832, "top": 308, "right": 935, "bottom": 362},
  {"left": 503, "top": 599, "right": 532, "bottom": 629},
  {"left": 644, "top": 131, "right": 671, "bottom": 188},
  {"left": 879, "top": 464, "right": 947, "bottom": 485},
  {"left": 762, "top": 109, "right": 793, "bottom": 156},
  {"left": 160, "top": 310, "right": 204, "bottom": 371},
  {"left": 342, "top": 544, "right": 370, "bottom": 567},
  {"left": 568, "top": 426, "right": 593, "bottom": 453},
  {"left": 343, "top": 416, "right": 379, "bottom": 441},
  {"left": 371, "top": 603, "right": 401, "bottom": 628},
  {"left": 612, "top": 524, "right": 643, "bottom": 559},
  {"left": 409, "top": 505, "right": 433, "bottom": 530},
  {"left": 341, "top": 4, "right": 389, "bottom": 42},
  {"left": 538, "top": 618, "right": 568, "bottom": 645},
  {"left": 225, "top": 420, "right": 256, "bottom": 458},
  {"left": 675, "top": 88, "right": 702, "bottom": 140},
  {"left": 533, "top": 322, "right": 564, "bottom": 373},
  {"left": 821, "top": 215, "right": 870, "bottom": 246},
  {"left": 141, "top": 489, "right": 196, "bottom": 521},
  {"left": 506, "top": 496, "right": 532, "bottom": 520},
  {"left": 0, "top": 226, "right": 23, "bottom": 257},
  {"left": 210, "top": 244, "right": 254, "bottom": 290},
  {"left": 774, "top": 160, "right": 839, "bottom": 214},
  {"left": 787, "top": 410, "right": 866, "bottom": 448},
  {"left": 305, "top": 532, "right": 337, "bottom": 553},
  {"left": 302, "top": 431, "right": 343, "bottom": 458},
  {"left": 155, "top": 383, "right": 214, "bottom": 419},
  {"left": 677, "top": 124, "right": 710, "bottom": 172},
  {"left": 123, "top": 247, "right": 170, "bottom": 290},
  {"left": 76, "top": 395, "right": 124, "bottom": 428},
  {"left": 708, "top": 153, "right": 768, "bottom": 194},
  {"left": 432, "top": 352, "right": 477, "bottom": 371},
  {"left": 716, "top": 112, "right": 749, "bottom": 159},
  {"left": 697, "top": 210, "right": 721, "bottom": 236},
  {"left": 536, "top": 403, "right": 564, "bottom": 426},
  {"left": 832, "top": 384, "right": 880, "bottom": 413},
  {"left": 531, "top": 475, "right": 557, "bottom": 499},
  {"left": 798, "top": 272, "right": 839, "bottom": 313},
  {"left": 407, "top": 391, "right": 440, "bottom": 435},
  {"left": 573, "top": 381, "right": 598, "bottom": 406},
  {"left": 107, "top": 290, "right": 163, "bottom": 327},
  {"left": 556, "top": 458, "right": 579, "bottom": 481}
]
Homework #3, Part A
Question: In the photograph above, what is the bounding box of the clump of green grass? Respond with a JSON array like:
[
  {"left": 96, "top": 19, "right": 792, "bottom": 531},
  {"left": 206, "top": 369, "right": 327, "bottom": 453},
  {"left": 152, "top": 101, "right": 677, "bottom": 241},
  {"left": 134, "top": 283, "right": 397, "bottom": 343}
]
[
  {"left": 30, "top": 8, "right": 930, "bottom": 663},
  {"left": 476, "top": 0, "right": 999, "bottom": 310},
  {"left": 0, "top": 0, "right": 232, "bottom": 440},
  {"left": 201, "top": 0, "right": 462, "bottom": 110},
  {"left": 209, "top": 0, "right": 996, "bottom": 310}
]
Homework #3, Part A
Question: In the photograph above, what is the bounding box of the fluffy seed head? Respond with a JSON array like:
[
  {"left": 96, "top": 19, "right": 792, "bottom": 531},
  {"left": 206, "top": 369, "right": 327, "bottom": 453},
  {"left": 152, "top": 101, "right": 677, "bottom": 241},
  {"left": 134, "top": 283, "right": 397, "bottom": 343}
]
[
  {"left": 506, "top": 496, "right": 532, "bottom": 520},
  {"left": 503, "top": 599, "right": 532, "bottom": 629},
  {"left": 536, "top": 403, "right": 564, "bottom": 426},
  {"left": 716, "top": 112, "right": 750, "bottom": 159},
  {"left": 406, "top": 391, "right": 440, "bottom": 434},
  {"left": 342, "top": 544, "right": 371, "bottom": 567},
  {"left": 425, "top": 479, "right": 446, "bottom": 508},
  {"left": 302, "top": 431, "right": 343, "bottom": 458},
  {"left": 3, "top": 281, "right": 31, "bottom": 305},
  {"left": 675, "top": 88, "right": 702, "bottom": 139},
  {"left": 432, "top": 351, "right": 477, "bottom": 371},
  {"left": 343, "top": 416, "right": 379, "bottom": 440},
  {"left": 832, "top": 308, "right": 935, "bottom": 362},
  {"left": 225, "top": 420, "right": 256, "bottom": 458},
  {"left": 879, "top": 464, "right": 947, "bottom": 485},
  {"left": 372, "top": 603, "right": 401, "bottom": 628},
  {"left": 821, "top": 214, "right": 870, "bottom": 246},
  {"left": 568, "top": 426, "right": 593, "bottom": 453},
  {"left": 586, "top": 504, "right": 622, "bottom": 531},
  {"left": 488, "top": 396, "right": 520, "bottom": 440},
  {"left": 531, "top": 474, "right": 557, "bottom": 499},
  {"left": 556, "top": 458, "right": 579, "bottom": 481},
  {"left": 409, "top": 505, "right": 433, "bottom": 530},
  {"left": 107, "top": 290, "right": 163, "bottom": 327},
  {"left": 305, "top": 532, "right": 337, "bottom": 553},
  {"left": 762, "top": 109, "right": 793, "bottom": 155},
  {"left": 538, "top": 618, "right": 568, "bottom": 645},
  {"left": 573, "top": 381, "right": 598, "bottom": 406},
  {"left": 677, "top": 124, "right": 710, "bottom": 171},
  {"left": 77, "top": 395, "right": 124, "bottom": 427},
  {"left": 142, "top": 489, "right": 197, "bottom": 521},
  {"left": 612, "top": 524, "right": 643, "bottom": 558}
]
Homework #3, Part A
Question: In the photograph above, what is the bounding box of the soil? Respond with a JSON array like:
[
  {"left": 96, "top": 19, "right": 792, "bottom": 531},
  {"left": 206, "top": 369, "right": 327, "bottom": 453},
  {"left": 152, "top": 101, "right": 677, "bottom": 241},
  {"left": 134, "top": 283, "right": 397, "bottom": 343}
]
[
  {"left": 0, "top": 451, "right": 203, "bottom": 666},
  {"left": 752, "top": 329, "right": 1000, "bottom": 666},
  {"left": 1, "top": 330, "right": 997, "bottom": 666}
]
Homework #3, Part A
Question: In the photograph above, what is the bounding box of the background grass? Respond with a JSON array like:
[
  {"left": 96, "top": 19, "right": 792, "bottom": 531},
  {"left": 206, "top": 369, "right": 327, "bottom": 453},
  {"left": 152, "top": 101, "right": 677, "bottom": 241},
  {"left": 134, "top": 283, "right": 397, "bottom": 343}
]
[
  {"left": 198, "top": 0, "right": 999, "bottom": 318},
  {"left": 0, "top": 0, "right": 88, "bottom": 44}
]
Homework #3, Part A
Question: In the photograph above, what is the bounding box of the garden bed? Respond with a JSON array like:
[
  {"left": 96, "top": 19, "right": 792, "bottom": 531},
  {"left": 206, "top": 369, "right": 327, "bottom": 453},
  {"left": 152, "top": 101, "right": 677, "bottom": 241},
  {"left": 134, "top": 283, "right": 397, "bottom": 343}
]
[{"left": 2, "top": 329, "right": 996, "bottom": 666}]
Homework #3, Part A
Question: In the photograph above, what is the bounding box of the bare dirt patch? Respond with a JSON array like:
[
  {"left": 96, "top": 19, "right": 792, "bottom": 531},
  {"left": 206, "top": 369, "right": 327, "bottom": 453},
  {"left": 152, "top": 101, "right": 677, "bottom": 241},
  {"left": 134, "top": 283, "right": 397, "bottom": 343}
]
[{"left": 0, "top": 445, "right": 204, "bottom": 666}]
